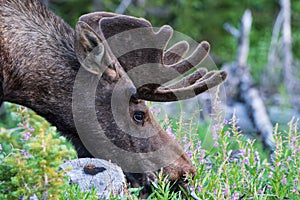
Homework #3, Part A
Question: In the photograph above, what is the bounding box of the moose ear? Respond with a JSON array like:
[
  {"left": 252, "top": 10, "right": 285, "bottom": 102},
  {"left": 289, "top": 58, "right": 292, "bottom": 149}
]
[{"left": 75, "top": 21, "right": 106, "bottom": 75}]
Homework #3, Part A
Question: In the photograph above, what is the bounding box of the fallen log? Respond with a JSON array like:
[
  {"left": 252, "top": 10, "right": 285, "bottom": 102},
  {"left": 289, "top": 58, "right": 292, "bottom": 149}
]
[{"left": 223, "top": 10, "right": 275, "bottom": 151}]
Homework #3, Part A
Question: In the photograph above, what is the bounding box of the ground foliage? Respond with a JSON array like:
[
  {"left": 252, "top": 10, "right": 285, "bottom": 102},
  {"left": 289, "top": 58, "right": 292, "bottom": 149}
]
[{"left": 0, "top": 103, "right": 299, "bottom": 199}]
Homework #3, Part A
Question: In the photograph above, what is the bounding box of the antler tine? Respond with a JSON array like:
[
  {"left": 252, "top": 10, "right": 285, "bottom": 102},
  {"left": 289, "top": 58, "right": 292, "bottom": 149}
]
[
  {"left": 86, "top": 13, "right": 227, "bottom": 102},
  {"left": 164, "top": 41, "right": 189, "bottom": 65},
  {"left": 136, "top": 70, "right": 227, "bottom": 102},
  {"left": 161, "top": 68, "right": 208, "bottom": 90},
  {"left": 168, "top": 41, "right": 210, "bottom": 74},
  {"left": 79, "top": 12, "right": 118, "bottom": 35},
  {"left": 134, "top": 38, "right": 226, "bottom": 102},
  {"left": 98, "top": 16, "right": 173, "bottom": 73}
]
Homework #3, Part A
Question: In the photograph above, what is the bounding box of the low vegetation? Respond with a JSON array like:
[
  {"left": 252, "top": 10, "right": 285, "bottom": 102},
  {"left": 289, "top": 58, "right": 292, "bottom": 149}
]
[{"left": 0, "top": 102, "right": 299, "bottom": 199}]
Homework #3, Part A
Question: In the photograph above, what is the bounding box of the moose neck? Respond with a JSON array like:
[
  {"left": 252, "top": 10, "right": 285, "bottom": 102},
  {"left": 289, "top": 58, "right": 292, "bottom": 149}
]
[
  {"left": 0, "top": 0, "right": 144, "bottom": 158},
  {"left": 0, "top": 1, "right": 81, "bottom": 136}
]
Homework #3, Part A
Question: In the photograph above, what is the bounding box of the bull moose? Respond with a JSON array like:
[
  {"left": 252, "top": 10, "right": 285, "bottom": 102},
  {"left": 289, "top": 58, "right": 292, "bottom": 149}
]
[{"left": 0, "top": 0, "right": 227, "bottom": 196}]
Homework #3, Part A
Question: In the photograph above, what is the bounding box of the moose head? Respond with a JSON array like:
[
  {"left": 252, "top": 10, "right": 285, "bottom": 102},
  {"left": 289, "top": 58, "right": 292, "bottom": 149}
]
[{"left": 73, "top": 12, "right": 227, "bottom": 192}]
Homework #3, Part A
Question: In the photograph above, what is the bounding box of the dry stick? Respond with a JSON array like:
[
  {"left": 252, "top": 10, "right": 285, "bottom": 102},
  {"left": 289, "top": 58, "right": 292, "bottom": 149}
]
[
  {"left": 115, "top": 0, "right": 132, "bottom": 14},
  {"left": 280, "top": 0, "right": 299, "bottom": 108},
  {"left": 281, "top": 0, "right": 293, "bottom": 87},
  {"left": 262, "top": 10, "right": 283, "bottom": 92},
  {"left": 266, "top": 10, "right": 283, "bottom": 75},
  {"left": 266, "top": 0, "right": 300, "bottom": 110},
  {"left": 236, "top": 9, "right": 252, "bottom": 67},
  {"left": 92, "top": 0, "right": 104, "bottom": 11},
  {"left": 225, "top": 10, "right": 275, "bottom": 151}
]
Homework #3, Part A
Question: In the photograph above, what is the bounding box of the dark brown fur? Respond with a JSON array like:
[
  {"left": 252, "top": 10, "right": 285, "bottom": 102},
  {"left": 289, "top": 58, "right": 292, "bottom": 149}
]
[{"left": 0, "top": 0, "right": 87, "bottom": 155}]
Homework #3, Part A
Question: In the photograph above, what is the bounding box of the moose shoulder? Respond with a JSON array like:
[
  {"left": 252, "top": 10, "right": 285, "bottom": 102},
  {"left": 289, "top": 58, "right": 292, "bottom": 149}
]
[{"left": 0, "top": 0, "right": 227, "bottom": 194}]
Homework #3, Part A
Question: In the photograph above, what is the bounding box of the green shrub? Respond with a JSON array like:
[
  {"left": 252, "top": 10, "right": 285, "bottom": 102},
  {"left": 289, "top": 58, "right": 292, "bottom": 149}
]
[
  {"left": 0, "top": 104, "right": 77, "bottom": 199},
  {"left": 0, "top": 104, "right": 140, "bottom": 200}
]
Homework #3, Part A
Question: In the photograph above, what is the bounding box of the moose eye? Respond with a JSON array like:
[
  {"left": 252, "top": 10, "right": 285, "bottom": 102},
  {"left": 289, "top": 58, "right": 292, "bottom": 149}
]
[{"left": 133, "top": 111, "right": 145, "bottom": 124}]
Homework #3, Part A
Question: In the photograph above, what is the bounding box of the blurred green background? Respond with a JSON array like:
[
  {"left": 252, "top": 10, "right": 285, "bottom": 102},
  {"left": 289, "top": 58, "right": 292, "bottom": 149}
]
[
  {"left": 1, "top": 2, "right": 299, "bottom": 198},
  {"left": 48, "top": 0, "right": 300, "bottom": 83}
]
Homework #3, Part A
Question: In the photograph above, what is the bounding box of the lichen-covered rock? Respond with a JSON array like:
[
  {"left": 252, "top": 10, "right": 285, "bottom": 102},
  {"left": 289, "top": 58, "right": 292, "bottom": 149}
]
[{"left": 60, "top": 158, "right": 127, "bottom": 199}]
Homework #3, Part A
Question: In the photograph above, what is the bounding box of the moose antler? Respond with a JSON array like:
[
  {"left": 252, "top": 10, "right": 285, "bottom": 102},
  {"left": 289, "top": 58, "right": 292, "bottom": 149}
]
[{"left": 80, "top": 12, "right": 227, "bottom": 102}]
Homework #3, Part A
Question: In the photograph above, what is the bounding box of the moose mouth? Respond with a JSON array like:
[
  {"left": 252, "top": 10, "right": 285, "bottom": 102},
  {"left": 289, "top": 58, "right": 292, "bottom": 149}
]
[{"left": 124, "top": 171, "right": 198, "bottom": 198}]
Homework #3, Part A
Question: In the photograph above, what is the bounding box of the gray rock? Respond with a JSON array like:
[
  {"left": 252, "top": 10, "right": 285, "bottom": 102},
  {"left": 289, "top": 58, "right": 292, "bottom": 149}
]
[{"left": 60, "top": 158, "right": 127, "bottom": 199}]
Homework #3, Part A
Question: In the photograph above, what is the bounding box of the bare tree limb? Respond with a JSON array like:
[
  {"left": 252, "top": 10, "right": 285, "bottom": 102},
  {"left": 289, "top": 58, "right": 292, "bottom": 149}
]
[
  {"left": 116, "top": 0, "right": 132, "bottom": 14},
  {"left": 240, "top": 75, "right": 276, "bottom": 150},
  {"left": 267, "top": 10, "right": 283, "bottom": 67},
  {"left": 223, "top": 10, "right": 275, "bottom": 151},
  {"left": 224, "top": 23, "right": 240, "bottom": 39},
  {"left": 262, "top": 10, "right": 283, "bottom": 92},
  {"left": 92, "top": 0, "right": 103, "bottom": 11},
  {"left": 281, "top": 0, "right": 296, "bottom": 98},
  {"left": 237, "top": 9, "right": 252, "bottom": 67},
  {"left": 224, "top": 10, "right": 252, "bottom": 67}
]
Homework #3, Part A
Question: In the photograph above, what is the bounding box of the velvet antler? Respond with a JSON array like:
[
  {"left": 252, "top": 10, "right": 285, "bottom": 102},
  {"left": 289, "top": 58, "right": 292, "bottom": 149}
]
[{"left": 80, "top": 12, "right": 227, "bottom": 102}]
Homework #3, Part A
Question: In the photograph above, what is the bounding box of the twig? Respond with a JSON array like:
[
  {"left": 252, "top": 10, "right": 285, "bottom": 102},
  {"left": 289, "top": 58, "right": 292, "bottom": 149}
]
[
  {"left": 267, "top": 10, "right": 283, "bottom": 67},
  {"left": 237, "top": 9, "right": 252, "bottom": 67},
  {"left": 115, "top": 0, "right": 132, "bottom": 14},
  {"left": 223, "top": 23, "right": 240, "bottom": 38}
]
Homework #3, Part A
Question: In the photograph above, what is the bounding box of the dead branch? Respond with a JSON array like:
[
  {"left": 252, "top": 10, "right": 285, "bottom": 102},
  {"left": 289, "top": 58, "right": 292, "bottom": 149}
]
[
  {"left": 115, "top": 0, "right": 132, "bottom": 14},
  {"left": 281, "top": 0, "right": 293, "bottom": 90},
  {"left": 92, "top": 0, "right": 103, "bottom": 11},
  {"left": 223, "top": 10, "right": 275, "bottom": 151}
]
